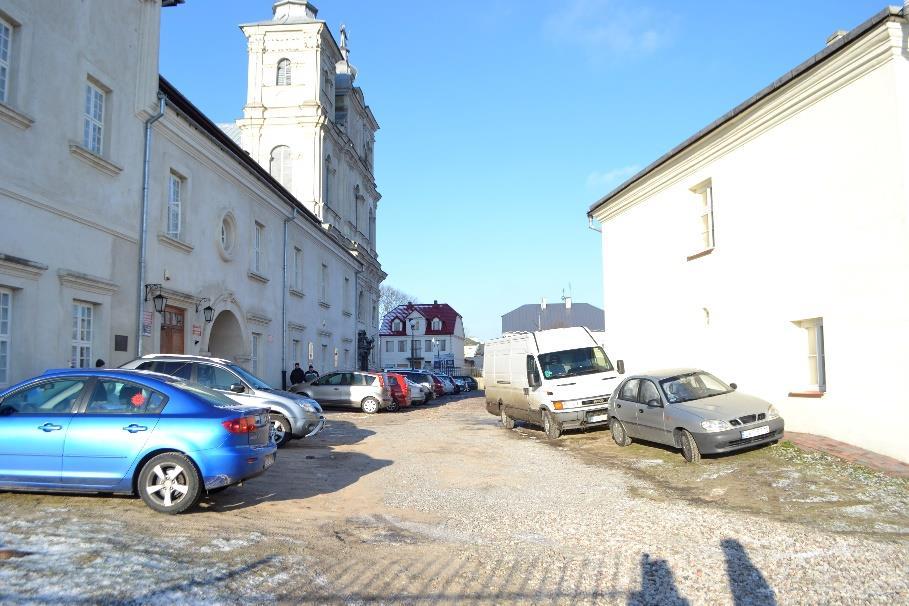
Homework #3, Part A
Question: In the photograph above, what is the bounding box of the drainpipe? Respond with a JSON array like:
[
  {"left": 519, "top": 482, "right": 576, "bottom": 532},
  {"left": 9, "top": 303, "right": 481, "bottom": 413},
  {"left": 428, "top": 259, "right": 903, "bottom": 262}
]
[
  {"left": 136, "top": 93, "right": 167, "bottom": 357},
  {"left": 281, "top": 209, "right": 298, "bottom": 389},
  {"left": 353, "top": 266, "right": 364, "bottom": 370}
]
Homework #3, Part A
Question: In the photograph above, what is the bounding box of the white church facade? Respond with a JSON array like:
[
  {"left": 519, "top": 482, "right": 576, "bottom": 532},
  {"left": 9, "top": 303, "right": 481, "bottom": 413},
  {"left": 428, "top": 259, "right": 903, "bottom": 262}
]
[
  {"left": 0, "top": 0, "right": 384, "bottom": 390},
  {"left": 588, "top": 7, "right": 909, "bottom": 463}
]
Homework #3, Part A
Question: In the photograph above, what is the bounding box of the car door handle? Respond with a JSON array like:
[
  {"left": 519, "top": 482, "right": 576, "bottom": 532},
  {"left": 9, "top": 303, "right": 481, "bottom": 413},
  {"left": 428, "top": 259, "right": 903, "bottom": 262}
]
[
  {"left": 38, "top": 423, "right": 62, "bottom": 432},
  {"left": 638, "top": 409, "right": 644, "bottom": 413},
  {"left": 123, "top": 424, "right": 148, "bottom": 433},
  {"left": 616, "top": 403, "right": 621, "bottom": 408}
]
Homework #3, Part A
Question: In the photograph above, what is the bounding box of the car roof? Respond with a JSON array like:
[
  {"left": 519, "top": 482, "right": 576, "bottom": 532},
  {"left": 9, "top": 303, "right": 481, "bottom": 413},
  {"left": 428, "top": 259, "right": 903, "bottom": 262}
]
[
  {"left": 625, "top": 368, "right": 704, "bottom": 381},
  {"left": 137, "top": 353, "right": 234, "bottom": 365},
  {"left": 36, "top": 368, "right": 182, "bottom": 384}
]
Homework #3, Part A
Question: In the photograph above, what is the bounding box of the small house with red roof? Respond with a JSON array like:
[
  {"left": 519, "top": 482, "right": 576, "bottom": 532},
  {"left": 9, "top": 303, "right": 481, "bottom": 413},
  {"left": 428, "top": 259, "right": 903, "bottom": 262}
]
[{"left": 379, "top": 301, "right": 464, "bottom": 371}]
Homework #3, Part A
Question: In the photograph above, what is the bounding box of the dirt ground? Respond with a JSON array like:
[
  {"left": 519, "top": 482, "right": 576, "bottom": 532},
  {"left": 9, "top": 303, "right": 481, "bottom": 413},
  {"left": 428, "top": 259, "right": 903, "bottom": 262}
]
[{"left": 0, "top": 395, "right": 906, "bottom": 605}]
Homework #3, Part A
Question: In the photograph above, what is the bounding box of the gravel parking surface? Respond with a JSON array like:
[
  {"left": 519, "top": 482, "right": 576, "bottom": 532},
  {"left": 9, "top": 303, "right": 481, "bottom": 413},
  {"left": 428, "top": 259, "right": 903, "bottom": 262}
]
[{"left": 0, "top": 394, "right": 906, "bottom": 604}]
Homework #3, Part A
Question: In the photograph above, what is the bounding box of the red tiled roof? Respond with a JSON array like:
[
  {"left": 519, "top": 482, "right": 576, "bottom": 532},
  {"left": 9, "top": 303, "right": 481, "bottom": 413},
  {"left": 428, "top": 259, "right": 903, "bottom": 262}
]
[{"left": 380, "top": 302, "right": 461, "bottom": 336}]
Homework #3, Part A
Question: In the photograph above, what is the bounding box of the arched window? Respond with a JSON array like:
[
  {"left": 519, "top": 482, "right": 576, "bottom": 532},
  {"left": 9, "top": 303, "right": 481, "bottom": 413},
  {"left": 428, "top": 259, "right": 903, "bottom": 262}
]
[
  {"left": 358, "top": 291, "right": 365, "bottom": 321},
  {"left": 392, "top": 319, "right": 402, "bottom": 332},
  {"left": 276, "top": 59, "right": 292, "bottom": 86},
  {"left": 269, "top": 146, "right": 293, "bottom": 190},
  {"left": 431, "top": 317, "right": 442, "bottom": 331}
]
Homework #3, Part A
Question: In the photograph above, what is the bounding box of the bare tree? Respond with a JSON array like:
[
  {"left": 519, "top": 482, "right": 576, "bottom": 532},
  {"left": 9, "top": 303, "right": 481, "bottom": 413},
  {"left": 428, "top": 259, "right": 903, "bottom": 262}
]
[{"left": 379, "top": 285, "right": 416, "bottom": 320}]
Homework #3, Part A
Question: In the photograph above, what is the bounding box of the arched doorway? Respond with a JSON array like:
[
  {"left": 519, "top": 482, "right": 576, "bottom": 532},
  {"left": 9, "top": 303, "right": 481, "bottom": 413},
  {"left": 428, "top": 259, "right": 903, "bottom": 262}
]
[{"left": 207, "top": 310, "right": 244, "bottom": 361}]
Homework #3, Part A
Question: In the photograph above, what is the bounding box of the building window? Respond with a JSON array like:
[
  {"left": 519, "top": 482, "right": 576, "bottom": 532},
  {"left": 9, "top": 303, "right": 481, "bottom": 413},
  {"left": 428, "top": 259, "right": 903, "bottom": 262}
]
[
  {"left": 320, "top": 263, "right": 329, "bottom": 303},
  {"left": 398, "top": 340, "right": 405, "bottom": 353},
  {"left": 293, "top": 247, "right": 303, "bottom": 291},
  {"left": 0, "top": 18, "right": 12, "bottom": 104},
  {"left": 308, "top": 341, "right": 314, "bottom": 362},
  {"left": 276, "top": 58, "right": 292, "bottom": 86},
  {"left": 269, "top": 145, "right": 293, "bottom": 191},
  {"left": 431, "top": 317, "right": 442, "bottom": 331},
  {"left": 292, "top": 338, "right": 301, "bottom": 366},
  {"left": 385, "top": 340, "right": 392, "bottom": 353},
  {"left": 439, "top": 340, "right": 446, "bottom": 352},
  {"left": 692, "top": 180, "right": 714, "bottom": 252},
  {"left": 71, "top": 302, "right": 93, "bottom": 368},
  {"left": 82, "top": 82, "right": 105, "bottom": 155},
  {"left": 251, "top": 332, "right": 261, "bottom": 374},
  {"left": 343, "top": 276, "right": 351, "bottom": 312},
  {"left": 324, "top": 157, "right": 333, "bottom": 210},
  {"left": 321, "top": 344, "right": 328, "bottom": 370},
  {"left": 253, "top": 222, "right": 265, "bottom": 273},
  {"left": 414, "top": 340, "right": 422, "bottom": 354},
  {"left": 797, "top": 318, "right": 826, "bottom": 392},
  {"left": 425, "top": 339, "right": 432, "bottom": 351},
  {"left": 0, "top": 287, "right": 10, "bottom": 384},
  {"left": 344, "top": 349, "right": 349, "bottom": 369},
  {"left": 392, "top": 319, "right": 402, "bottom": 332},
  {"left": 357, "top": 291, "right": 365, "bottom": 321},
  {"left": 166, "top": 172, "right": 183, "bottom": 239}
]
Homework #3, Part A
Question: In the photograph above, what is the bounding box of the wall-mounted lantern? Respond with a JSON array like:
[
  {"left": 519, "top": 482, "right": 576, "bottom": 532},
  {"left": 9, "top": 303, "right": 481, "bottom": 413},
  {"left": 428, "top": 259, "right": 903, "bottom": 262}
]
[{"left": 145, "top": 284, "right": 167, "bottom": 314}]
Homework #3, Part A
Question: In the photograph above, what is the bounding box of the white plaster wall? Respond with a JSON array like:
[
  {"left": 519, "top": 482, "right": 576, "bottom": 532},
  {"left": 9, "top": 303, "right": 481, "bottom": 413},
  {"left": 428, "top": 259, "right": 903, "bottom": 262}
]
[{"left": 597, "top": 36, "right": 909, "bottom": 462}]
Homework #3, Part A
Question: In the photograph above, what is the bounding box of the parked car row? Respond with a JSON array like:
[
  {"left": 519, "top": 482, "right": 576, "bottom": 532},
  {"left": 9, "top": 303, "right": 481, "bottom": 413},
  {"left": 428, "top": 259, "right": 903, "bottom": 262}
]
[
  {"left": 288, "top": 368, "right": 477, "bottom": 412},
  {"left": 485, "top": 327, "right": 784, "bottom": 463}
]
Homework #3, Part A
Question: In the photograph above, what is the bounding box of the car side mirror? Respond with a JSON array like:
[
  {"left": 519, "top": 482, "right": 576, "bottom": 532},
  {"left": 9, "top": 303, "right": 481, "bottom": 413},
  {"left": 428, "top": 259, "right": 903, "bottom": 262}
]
[
  {"left": 617, "top": 360, "right": 625, "bottom": 375},
  {"left": 647, "top": 399, "right": 662, "bottom": 408},
  {"left": 229, "top": 383, "right": 246, "bottom": 394},
  {"left": 729, "top": 383, "right": 737, "bottom": 390}
]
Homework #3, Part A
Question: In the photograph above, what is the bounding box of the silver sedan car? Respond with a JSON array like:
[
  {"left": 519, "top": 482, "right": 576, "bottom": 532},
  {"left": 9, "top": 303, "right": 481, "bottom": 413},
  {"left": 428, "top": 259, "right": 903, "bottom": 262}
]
[{"left": 608, "top": 369, "right": 784, "bottom": 463}]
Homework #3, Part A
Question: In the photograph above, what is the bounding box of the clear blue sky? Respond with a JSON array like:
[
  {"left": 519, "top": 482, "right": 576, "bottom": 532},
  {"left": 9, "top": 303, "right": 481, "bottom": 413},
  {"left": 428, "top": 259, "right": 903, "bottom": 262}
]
[{"left": 160, "top": 0, "right": 886, "bottom": 340}]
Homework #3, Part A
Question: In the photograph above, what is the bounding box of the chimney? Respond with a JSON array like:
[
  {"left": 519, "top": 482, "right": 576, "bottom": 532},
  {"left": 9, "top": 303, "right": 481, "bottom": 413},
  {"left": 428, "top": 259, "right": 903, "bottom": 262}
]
[
  {"left": 433, "top": 300, "right": 438, "bottom": 305},
  {"left": 825, "top": 30, "right": 847, "bottom": 46}
]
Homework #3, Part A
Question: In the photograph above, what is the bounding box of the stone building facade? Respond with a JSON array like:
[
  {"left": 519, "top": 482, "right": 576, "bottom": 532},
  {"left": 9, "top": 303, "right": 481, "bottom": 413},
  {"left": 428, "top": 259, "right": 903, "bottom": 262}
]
[{"left": 0, "top": 0, "right": 384, "bottom": 390}]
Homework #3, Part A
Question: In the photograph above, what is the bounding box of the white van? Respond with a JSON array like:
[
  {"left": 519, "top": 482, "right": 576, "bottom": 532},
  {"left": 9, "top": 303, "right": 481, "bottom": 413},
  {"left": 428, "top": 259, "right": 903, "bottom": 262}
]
[{"left": 484, "top": 327, "right": 624, "bottom": 438}]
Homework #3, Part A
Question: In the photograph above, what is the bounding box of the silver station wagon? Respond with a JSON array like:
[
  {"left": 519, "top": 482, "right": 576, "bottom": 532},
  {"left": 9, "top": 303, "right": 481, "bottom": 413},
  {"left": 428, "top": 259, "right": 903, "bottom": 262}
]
[{"left": 608, "top": 369, "right": 784, "bottom": 462}]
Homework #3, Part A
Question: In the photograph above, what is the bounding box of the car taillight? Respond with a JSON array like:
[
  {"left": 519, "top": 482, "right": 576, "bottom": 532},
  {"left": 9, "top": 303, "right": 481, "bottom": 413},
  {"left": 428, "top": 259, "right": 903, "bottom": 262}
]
[
  {"left": 223, "top": 415, "right": 257, "bottom": 434},
  {"left": 376, "top": 374, "right": 385, "bottom": 388}
]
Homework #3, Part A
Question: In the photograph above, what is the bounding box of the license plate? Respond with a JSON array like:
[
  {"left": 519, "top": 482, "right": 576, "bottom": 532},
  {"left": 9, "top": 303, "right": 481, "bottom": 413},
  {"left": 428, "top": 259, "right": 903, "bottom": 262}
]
[
  {"left": 588, "top": 414, "right": 609, "bottom": 423},
  {"left": 263, "top": 454, "right": 275, "bottom": 469},
  {"left": 741, "top": 425, "right": 770, "bottom": 439}
]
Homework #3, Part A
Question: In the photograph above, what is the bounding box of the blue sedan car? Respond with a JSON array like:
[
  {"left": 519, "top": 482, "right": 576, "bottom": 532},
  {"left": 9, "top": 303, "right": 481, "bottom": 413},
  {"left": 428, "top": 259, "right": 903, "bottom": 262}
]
[{"left": 0, "top": 369, "right": 277, "bottom": 514}]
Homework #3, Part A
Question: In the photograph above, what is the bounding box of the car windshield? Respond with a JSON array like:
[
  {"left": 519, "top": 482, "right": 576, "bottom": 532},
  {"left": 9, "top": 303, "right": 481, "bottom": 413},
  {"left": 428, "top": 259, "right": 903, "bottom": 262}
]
[
  {"left": 659, "top": 372, "right": 732, "bottom": 403},
  {"left": 227, "top": 364, "right": 272, "bottom": 390},
  {"left": 538, "top": 347, "right": 614, "bottom": 379}
]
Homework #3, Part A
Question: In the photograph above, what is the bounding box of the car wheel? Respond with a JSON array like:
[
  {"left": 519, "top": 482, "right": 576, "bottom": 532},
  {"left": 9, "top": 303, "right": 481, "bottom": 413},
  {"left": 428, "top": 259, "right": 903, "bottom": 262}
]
[
  {"left": 387, "top": 400, "right": 400, "bottom": 412},
  {"left": 138, "top": 452, "right": 202, "bottom": 514},
  {"left": 542, "top": 410, "right": 561, "bottom": 439},
  {"left": 361, "top": 397, "right": 380, "bottom": 414},
  {"left": 269, "top": 413, "right": 291, "bottom": 448},
  {"left": 611, "top": 418, "right": 631, "bottom": 446},
  {"left": 501, "top": 408, "right": 515, "bottom": 429},
  {"left": 680, "top": 429, "right": 701, "bottom": 463}
]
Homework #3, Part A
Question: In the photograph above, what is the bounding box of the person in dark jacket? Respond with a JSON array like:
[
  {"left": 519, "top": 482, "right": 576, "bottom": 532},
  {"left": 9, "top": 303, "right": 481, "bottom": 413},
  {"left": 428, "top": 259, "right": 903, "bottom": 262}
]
[
  {"left": 302, "top": 365, "right": 319, "bottom": 382},
  {"left": 289, "top": 363, "right": 305, "bottom": 385}
]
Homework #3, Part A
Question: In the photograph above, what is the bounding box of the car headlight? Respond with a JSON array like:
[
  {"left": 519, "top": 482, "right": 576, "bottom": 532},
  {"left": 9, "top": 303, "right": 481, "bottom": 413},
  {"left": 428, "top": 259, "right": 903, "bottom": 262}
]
[
  {"left": 766, "top": 404, "right": 780, "bottom": 420},
  {"left": 296, "top": 399, "right": 320, "bottom": 413},
  {"left": 700, "top": 419, "right": 733, "bottom": 432}
]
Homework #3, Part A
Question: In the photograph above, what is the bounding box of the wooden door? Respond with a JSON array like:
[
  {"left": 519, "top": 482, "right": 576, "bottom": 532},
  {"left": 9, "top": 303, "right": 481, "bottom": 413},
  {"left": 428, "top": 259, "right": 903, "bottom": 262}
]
[{"left": 160, "top": 306, "right": 185, "bottom": 354}]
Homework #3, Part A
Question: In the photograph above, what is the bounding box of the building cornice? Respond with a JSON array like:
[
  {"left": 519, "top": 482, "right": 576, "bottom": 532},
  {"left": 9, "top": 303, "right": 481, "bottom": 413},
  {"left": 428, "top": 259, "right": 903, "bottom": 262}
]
[
  {"left": 0, "top": 254, "right": 48, "bottom": 280},
  {"left": 58, "top": 269, "right": 119, "bottom": 296},
  {"left": 0, "top": 102, "right": 34, "bottom": 130}
]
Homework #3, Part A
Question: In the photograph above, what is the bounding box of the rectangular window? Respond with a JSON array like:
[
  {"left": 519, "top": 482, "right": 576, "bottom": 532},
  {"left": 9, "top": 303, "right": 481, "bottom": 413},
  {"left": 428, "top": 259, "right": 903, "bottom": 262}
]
[
  {"left": 293, "top": 247, "right": 303, "bottom": 291},
  {"left": 254, "top": 222, "right": 264, "bottom": 273},
  {"left": 0, "top": 287, "right": 10, "bottom": 384},
  {"left": 692, "top": 181, "right": 714, "bottom": 252},
  {"left": 803, "top": 318, "right": 826, "bottom": 392},
  {"left": 321, "top": 344, "right": 328, "bottom": 370},
  {"left": 343, "top": 276, "right": 350, "bottom": 311},
  {"left": 82, "top": 82, "right": 105, "bottom": 155},
  {"left": 414, "top": 339, "right": 422, "bottom": 354},
  {"left": 425, "top": 339, "right": 432, "bottom": 351},
  {"left": 385, "top": 340, "right": 392, "bottom": 353},
  {"left": 344, "top": 349, "right": 349, "bottom": 369},
  {"left": 167, "top": 173, "right": 182, "bottom": 238},
  {"left": 292, "top": 338, "right": 301, "bottom": 366},
  {"left": 0, "top": 19, "right": 11, "bottom": 104},
  {"left": 321, "top": 263, "right": 328, "bottom": 302},
  {"left": 71, "top": 302, "right": 93, "bottom": 368},
  {"left": 440, "top": 340, "right": 446, "bottom": 352},
  {"left": 251, "top": 332, "right": 261, "bottom": 374},
  {"left": 398, "top": 340, "right": 405, "bottom": 353}
]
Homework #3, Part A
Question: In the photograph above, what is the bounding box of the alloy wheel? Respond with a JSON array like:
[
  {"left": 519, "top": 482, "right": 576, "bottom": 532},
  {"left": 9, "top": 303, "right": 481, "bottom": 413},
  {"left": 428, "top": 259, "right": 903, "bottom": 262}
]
[{"left": 145, "top": 463, "right": 190, "bottom": 509}]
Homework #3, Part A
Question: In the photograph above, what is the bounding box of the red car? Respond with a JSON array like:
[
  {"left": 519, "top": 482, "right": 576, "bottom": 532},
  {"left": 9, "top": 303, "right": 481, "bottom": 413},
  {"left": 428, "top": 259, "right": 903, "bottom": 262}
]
[{"left": 383, "top": 372, "right": 412, "bottom": 411}]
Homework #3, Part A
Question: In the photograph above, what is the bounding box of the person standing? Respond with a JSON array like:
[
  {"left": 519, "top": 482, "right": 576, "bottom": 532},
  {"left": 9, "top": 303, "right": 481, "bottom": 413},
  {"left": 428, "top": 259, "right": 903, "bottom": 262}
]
[
  {"left": 289, "top": 362, "right": 305, "bottom": 385},
  {"left": 302, "top": 364, "right": 319, "bottom": 383}
]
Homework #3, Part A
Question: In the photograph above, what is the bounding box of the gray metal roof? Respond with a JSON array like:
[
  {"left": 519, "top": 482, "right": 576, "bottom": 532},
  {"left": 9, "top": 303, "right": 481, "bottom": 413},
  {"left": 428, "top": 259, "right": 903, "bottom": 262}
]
[
  {"left": 502, "top": 302, "right": 604, "bottom": 333},
  {"left": 587, "top": 6, "right": 904, "bottom": 218}
]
